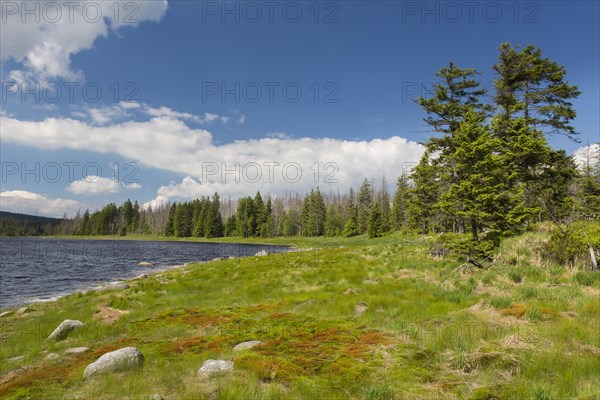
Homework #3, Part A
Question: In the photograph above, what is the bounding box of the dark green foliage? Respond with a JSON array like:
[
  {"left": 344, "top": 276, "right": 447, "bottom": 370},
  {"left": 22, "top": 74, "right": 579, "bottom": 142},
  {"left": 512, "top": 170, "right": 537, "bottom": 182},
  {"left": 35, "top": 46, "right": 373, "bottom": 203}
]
[
  {"left": 0, "top": 211, "right": 62, "bottom": 236},
  {"left": 324, "top": 204, "right": 343, "bottom": 237},
  {"left": 545, "top": 221, "right": 600, "bottom": 269},
  {"left": 342, "top": 218, "right": 359, "bottom": 237},
  {"left": 301, "top": 188, "right": 326, "bottom": 236},
  {"left": 165, "top": 203, "right": 176, "bottom": 236},
  {"left": 390, "top": 176, "right": 410, "bottom": 232},
  {"left": 357, "top": 179, "right": 373, "bottom": 234},
  {"left": 407, "top": 42, "right": 582, "bottom": 252},
  {"left": 367, "top": 201, "right": 384, "bottom": 238}
]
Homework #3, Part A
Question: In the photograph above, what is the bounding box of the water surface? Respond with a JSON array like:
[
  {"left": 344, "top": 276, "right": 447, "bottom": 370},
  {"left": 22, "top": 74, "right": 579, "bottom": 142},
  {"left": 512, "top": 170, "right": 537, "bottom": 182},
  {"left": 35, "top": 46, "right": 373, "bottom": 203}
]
[{"left": 0, "top": 238, "right": 288, "bottom": 308}]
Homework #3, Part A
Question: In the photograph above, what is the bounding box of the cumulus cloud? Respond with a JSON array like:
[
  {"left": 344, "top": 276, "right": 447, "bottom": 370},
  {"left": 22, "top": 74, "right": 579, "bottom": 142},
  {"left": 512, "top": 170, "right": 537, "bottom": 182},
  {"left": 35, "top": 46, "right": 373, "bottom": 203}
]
[
  {"left": 573, "top": 143, "right": 600, "bottom": 169},
  {"left": 66, "top": 176, "right": 142, "bottom": 195},
  {"left": 1, "top": 112, "right": 425, "bottom": 207},
  {"left": 0, "top": 190, "right": 85, "bottom": 218},
  {"left": 1, "top": 0, "right": 169, "bottom": 81},
  {"left": 66, "top": 176, "right": 121, "bottom": 195}
]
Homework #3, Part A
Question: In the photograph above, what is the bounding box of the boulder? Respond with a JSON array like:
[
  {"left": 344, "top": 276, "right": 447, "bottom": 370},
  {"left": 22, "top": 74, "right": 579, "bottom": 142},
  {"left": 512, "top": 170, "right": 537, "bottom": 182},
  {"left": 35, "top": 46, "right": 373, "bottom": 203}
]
[
  {"left": 0, "top": 311, "right": 13, "bottom": 317},
  {"left": 138, "top": 261, "right": 153, "bottom": 267},
  {"left": 150, "top": 395, "right": 164, "bottom": 400},
  {"left": 354, "top": 303, "right": 369, "bottom": 316},
  {"left": 15, "top": 307, "right": 29, "bottom": 315},
  {"left": 84, "top": 347, "right": 144, "bottom": 379},
  {"left": 47, "top": 320, "right": 84, "bottom": 341},
  {"left": 198, "top": 359, "right": 233, "bottom": 376},
  {"left": 7, "top": 356, "right": 24, "bottom": 363},
  {"left": 65, "top": 347, "right": 89, "bottom": 354},
  {"left": 233, "top": 340, "right": 263, "bottom": 351},
  {"left": 211, "top": 257, "right": 222, "bottom": 262},
  {"left": 254, "top": 250, "right": 268, "bottom": 257},
  {"left": 45, "top": 353, "right": 59, "bottom": 361}
]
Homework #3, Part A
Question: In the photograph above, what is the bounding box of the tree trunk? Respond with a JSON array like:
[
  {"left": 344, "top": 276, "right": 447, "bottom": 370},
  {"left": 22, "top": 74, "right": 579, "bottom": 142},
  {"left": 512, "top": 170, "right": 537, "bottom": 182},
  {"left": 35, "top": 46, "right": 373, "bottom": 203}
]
[
  {"left": 583, "top": 232, "right": 598, "bottom": 271},
  {"left": 471, "top": 219, "right": 478, "bottom": 241}
]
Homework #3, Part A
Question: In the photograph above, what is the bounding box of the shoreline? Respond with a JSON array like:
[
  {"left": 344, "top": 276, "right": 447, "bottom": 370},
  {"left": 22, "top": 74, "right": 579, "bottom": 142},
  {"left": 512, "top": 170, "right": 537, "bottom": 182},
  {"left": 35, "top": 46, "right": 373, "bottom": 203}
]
[{"left": 0, "top": 241, "right": 299, "bottom": 311}]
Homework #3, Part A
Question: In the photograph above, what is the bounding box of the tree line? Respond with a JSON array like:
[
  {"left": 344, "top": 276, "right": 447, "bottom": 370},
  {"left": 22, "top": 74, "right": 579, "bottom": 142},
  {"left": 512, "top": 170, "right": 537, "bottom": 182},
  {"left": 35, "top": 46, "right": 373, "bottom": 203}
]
[{"left": 3, "top": 43, "right": 598, "bottom": 250}]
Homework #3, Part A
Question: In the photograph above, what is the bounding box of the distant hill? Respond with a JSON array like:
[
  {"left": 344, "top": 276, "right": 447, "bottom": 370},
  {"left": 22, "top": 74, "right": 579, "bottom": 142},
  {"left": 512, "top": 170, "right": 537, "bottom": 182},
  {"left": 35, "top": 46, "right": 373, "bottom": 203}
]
[{"left": 0, "top": 211, "right": 63, "bottom": 236}]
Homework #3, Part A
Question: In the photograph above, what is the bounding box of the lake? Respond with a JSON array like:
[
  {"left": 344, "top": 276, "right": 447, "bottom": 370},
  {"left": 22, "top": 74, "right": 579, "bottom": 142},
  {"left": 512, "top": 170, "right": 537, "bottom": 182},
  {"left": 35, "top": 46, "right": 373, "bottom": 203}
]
[{"left": 0, "top": 238, "right": 289, "bottom": 308}]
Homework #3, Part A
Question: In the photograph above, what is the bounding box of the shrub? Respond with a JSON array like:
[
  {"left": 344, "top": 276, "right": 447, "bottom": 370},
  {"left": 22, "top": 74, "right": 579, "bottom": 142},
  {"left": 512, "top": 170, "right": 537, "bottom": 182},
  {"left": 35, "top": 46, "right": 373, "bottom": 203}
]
[
  {"left": 428, "top": 233, "right": 496, "bottom": 259},
  {"left": 545, "top": 221, "right": 600, "bottom": 269}
]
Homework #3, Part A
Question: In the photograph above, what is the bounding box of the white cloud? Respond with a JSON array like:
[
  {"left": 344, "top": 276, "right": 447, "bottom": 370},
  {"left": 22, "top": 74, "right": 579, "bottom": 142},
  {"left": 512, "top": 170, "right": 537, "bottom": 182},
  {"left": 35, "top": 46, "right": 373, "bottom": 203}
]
[
  {"left": 238, "top": 115, "right": 246, "bottom": 124},
  {"left": 86, "top": 105, "right": 131, "bottom": 125},
  {"left": 126, "top": 182, "right": 142, "bottom": 190},
  {"left": 66, "top": 176, "right": 120, "bottom": 195},
  {"left": 573, "top": 143, "right": 600, "bottom": 169},
  {"left": 2, "top": 113, "right": 425, "bottom": 206},
  {"left": 143, "top": 105, "right": 201, "bottom": 122},
  {"left": 142, "top": 195, "right": 169, "bottom": 211},
  {"left": 118, "top": 101, "right": 141, "bottom": 110},
  {"left": 68, "top": 102, "right": 230, "bottom": 126},
  {"left": 1, "top": 1, "right": 168, "bottom": 81},
  {"left": 0, "top": 190, "right": 84, "bottom": 218}
]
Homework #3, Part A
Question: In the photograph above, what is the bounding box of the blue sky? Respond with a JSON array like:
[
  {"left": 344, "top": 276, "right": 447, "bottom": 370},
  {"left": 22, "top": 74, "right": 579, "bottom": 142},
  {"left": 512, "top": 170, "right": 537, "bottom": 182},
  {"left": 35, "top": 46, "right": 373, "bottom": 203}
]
[{"left": 1, "top": 0, "right": 599, "bottom": 217}]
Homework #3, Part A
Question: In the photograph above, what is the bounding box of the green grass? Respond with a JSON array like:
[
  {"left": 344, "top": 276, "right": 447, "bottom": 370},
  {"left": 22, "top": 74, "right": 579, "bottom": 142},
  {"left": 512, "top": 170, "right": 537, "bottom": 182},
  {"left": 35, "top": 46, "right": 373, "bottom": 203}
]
[{"left": 1, "top": 231, "right": 599, "bottom": 399}]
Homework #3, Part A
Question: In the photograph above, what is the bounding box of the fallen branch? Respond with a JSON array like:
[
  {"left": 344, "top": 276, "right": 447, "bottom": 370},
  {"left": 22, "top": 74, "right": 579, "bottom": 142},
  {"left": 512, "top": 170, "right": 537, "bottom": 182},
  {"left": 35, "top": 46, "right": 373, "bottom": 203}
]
[{"left": 453, "top": 255, "right": 493, "bottom": 274}]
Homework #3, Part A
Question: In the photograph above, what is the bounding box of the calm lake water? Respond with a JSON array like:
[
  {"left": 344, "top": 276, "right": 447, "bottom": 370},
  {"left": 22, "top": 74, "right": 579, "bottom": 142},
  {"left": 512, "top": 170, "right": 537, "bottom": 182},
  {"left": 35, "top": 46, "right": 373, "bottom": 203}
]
[{"left": 0, "top": 238, "right": 290, "bottom": 308}]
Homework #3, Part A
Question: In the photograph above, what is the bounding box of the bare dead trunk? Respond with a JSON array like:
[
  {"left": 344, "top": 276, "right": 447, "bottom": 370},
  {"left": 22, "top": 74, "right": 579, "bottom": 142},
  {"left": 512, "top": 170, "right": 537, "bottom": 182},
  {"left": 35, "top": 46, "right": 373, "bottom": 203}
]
[{"left": 583, "top": 231, "right": 598, "bottom": 271}]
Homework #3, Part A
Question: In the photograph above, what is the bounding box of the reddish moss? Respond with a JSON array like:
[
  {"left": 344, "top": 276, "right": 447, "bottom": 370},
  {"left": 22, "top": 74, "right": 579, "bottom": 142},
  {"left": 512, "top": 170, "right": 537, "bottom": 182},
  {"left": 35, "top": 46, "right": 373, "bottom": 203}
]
[
  {"left": 166, "top": 336, "right": 228, "bottom": 354},
  {"left": 500, "top": 303, "right": 527, "bottom": 317},
  {"left": 243, "top": 304, "right": 279, "bottom": 314}
]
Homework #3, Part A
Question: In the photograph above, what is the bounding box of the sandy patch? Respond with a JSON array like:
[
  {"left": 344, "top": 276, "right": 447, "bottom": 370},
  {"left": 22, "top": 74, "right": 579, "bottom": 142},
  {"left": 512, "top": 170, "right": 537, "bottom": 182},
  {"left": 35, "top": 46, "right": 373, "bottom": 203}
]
[{"left": 93, "top": 304, "right": 130, "bottom": 325}]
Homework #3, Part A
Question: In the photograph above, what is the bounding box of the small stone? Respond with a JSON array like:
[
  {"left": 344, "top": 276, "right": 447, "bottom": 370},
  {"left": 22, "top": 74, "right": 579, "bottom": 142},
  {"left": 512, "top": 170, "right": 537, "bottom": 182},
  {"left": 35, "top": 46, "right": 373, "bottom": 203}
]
[
  {"left": 138, "top": 261, "right": 153, "bottom": 267},
  {"left": 354, "top": 303, "right": 369, "bottom": 316},
  {"left": 45, "top": 353, "right": 59, "bottom": 361},
  {"left": 254, "top": 250, "right": 268, "bottom": 257},
  {"left": 0, "top": 369, "right": 24, "bottom": 385},
  {"left": 15, "top": 307, "right": 29, "bottom": 315},
  {"left": 364, "top": 279, "right": 379, "bottom": 285},
  {"left": 198, "top": 359, "right": 233, "bottom": 376},
  {"left": 95, "top": 283, "right": 130, "bottom": 292},
  {"left": 211, "top": 257, "right": 222, "bottom": 262},
  {"left": 47, "top": 320, "right": 85, "bottom": 341},
  {"left": 65, "top": 347, "right": 89, "bottom": 354},
  {"left": 228, "top": 256, "right": 236, "bottom": 259},
  {"left": 233, "top": 340, "right": 263, "bottom": 351},
  {"left": 84, "top": 347, "right": 144, "bottom": 379},
  {"left": 344, "top": 288, "right": 359, "bottom": 295},
  {"left": 7, "top": 356, "right": 24, "bottom": 363},
  {"left": 150, "top": 395, "right": 164, "bottom": 400}
]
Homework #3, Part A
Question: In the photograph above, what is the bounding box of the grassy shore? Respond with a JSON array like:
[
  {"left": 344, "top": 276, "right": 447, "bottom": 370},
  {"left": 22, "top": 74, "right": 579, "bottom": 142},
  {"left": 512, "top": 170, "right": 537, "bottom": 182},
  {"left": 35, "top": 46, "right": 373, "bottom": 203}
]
[{"left": 1, "top": 230, "right": 599, "bottom": 399}]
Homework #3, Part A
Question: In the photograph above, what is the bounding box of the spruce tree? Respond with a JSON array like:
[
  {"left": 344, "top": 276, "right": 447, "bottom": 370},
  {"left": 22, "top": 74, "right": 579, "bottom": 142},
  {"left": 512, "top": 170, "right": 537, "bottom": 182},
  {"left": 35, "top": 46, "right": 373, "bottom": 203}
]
[
  {"left": 367, "top": 201, "right": 384, "bottom": 238},
  {"left": 357, "top": 179, "right": 373, "bottom": 234},
  {"left": 390, "top": 175, "right": 410, "bottom": 232}
]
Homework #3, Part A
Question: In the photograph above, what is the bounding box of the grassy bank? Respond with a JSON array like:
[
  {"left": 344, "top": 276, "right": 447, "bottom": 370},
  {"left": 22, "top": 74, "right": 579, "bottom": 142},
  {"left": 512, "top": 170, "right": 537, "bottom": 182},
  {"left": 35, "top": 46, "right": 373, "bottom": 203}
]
[{"left": 1, "top": 231, "right": 599, "bottom": 399}]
